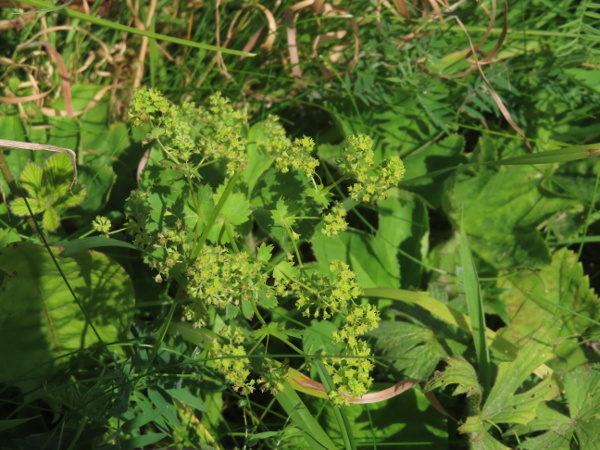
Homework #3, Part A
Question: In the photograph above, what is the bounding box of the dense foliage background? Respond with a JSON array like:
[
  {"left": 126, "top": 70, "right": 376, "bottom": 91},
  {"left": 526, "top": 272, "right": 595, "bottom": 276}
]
[{"left": 1, "top": 0, "right": 599, "bottom": 448}]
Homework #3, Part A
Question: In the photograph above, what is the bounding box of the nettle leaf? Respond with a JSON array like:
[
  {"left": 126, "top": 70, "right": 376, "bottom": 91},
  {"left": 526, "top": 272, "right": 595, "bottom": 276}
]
[
  {"left": 514, "top": 364, "right": 600, "bottom": 449},
  {"left": 370, "top": 321, "right": 447, "bottom": 380},
  {"left": 497, "top": 248, "right": 600, "bottom": 371}
]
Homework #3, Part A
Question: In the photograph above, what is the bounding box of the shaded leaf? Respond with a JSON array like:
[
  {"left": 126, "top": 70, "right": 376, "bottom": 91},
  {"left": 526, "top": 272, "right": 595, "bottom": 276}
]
[
  {"left": 0, "top": 242, "right": 135, "bottom": 391},
  {"left": 497, "top": 248, "right": 600, "bottom": 371}
]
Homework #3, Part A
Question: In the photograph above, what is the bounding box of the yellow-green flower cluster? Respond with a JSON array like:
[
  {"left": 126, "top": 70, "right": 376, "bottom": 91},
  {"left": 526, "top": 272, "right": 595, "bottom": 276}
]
[
  {"left": 326, "top": 303, "right": 379, "bottom": 406},
  {"left": 261, "top": 116, "right": 319, "bottom": 179},
  {"left": 258, "top": 360, "right": 288, "bottom": 395},
  {"left": 322, "top": 202, "right": 348, "bottom": 237},
  {"left": 290, "top": 260, "right": 362, "bottom": 320},
  {"left": 129, "top": 88, "right": 251, "bottom": 174},
  {"left": 206, "top": 125, "right": 248, "bottom": 175},
  {"left": 185, "top": 246, "right": 268, "bottom": 312},
  {"left": 342, "top": 134, "right": 406, "bottom": 202},
  {"left": 279, "top": 259, "right": 379, "bottom": 406},
  {"left": 199, "top": 93, "right": 249, "bottom": 175},
  {"left": 129, "top": 87, "right": 196, "bottom": 162},
  {"left": 326, "top": 339, "right": 376, "bottom": 406},
  {"left": 210, "top": 326, "right": 255, "bottom": 395},
  {"left": 333, "top": 303, "right": 379, "bottom": 347},
  {"left": 128, "top": 87, "right": 170, "bottom": 127},
  {"left": 92, "top": 215, "right": 112, "bottom": 236}
]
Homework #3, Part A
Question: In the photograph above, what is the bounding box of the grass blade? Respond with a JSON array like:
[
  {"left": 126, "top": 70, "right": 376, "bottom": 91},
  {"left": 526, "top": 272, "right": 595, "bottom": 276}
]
[
  {"left": 275, "top": 381, "right": 337, "bottom": 450},
  {"left": 404, "top": 143, "right": 600, "bottom": 184},
  {"left": 459, "top": 215, "right": 491, "bottom": 394},
  {"left": 20, "top": 0, "right": 254, "bottom": 57}
]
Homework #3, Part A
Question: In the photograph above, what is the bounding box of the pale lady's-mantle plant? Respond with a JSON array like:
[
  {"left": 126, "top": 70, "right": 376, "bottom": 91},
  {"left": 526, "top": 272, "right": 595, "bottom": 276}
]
[{"left": 125, "top": 88, "right": 405, "bottom": 405}]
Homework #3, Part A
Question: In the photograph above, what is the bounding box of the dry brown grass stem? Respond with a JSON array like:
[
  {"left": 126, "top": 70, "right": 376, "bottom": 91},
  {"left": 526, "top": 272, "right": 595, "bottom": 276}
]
[{"left": 126, "top": 0, "right": 158, "bottom": 88}]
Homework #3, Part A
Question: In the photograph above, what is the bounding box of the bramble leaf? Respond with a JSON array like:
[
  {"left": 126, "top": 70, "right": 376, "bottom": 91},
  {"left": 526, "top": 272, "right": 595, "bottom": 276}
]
[{"left": 9, "top": 153, "right": 86, "bottom": 232}]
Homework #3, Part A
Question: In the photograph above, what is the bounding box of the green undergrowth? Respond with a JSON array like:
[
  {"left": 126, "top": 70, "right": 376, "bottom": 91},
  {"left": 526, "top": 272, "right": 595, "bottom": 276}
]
[{"left": 1, "top": 0, "right": 600, "bottom": 448}]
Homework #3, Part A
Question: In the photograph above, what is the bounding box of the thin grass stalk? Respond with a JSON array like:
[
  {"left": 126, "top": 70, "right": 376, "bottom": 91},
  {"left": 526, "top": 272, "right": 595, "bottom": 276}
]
[{"left": 315, "top": 360, "right": 356, "bottom": 450}]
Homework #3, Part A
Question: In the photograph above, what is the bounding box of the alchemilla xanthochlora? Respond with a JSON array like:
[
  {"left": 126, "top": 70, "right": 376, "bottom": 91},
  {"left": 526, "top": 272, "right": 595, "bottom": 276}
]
[{"left": 125, "top": 87, "right": 406, "bottom": 405}]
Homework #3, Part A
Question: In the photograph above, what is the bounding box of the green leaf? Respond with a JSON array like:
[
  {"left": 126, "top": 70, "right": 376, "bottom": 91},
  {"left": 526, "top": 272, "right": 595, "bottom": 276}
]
[
  {"left": 247, "top": 432, "right": 280, "bottom": 447},
  {"left": 121, "top": 405, "right": 167, "bottom": 433},
  {"left": 402, "top": 134, "right": 466, "bottom": 208},
  {"left": 313, "top": 228, "right": 400, "bottom": 289},
  {"left": 10, "top": 152, "right": 86, "bottom": 231},
  {"left": 10, "top": 197, "right": 43, "bottom": 215},
  {"left": 18, "top": 162, "right": 44, "bottom": 196},
  {"left": 244, "top": 122, "right": 275, "bottom": 193},
  {"left": 0, "top": 417, "right": 39, "bottom": 432},
  {"left": 377, "top": 189, "right": 429, "bottom": 289},
  {"left": 460, "top": 337, "right": 558, "bottom": 445},
  {"left": 42, "top": 207, "right": 60, "bottom": 231},
  {"left": 320, "top": 388, "right": 448, "bottom": 447},
  {"left": 370, "top": 321, "right": 447, "bottom": 380},
  {"left": 273, "top": 259, "right": 299, "bottom": 280},
  {"left": 75, "top": 163, "right": 116, "bottom": 213},
  {"left": 207, "top": 184, "right": 251, "bottom": 243},
  {"left": 425, "top": 356, "right": 482, "bottom": 398},
  {"left": 513, "top": 403, "right": 573, "bottom": 449},
  {"left": 272, "top": 199, "right": 294, "bottom": 228},
  {"left": 306, "top": 185, "right": 330, "bottom": 208},
  {"left": 121, "top": 433, "right": 168, "bottom": 449},
  {"left": 497, "top": 248, "right": 600, "bottom": 371},
  {"left": 0, "top": 242, "right": 135, "bottom": 391},
  {"left": 516, "top": 364, "right": 600, "bottom": 449},
  {"left": 256, "top": 243, "right": 273, "bottom": 262},
  {"left": 44, "top": 148, "right": 76, "bottom": 182},
  {"left": 252, "top": 167, "right": 317, "bottom": 249},
  {"left": 444, "top": 137, "right": 580, "bottom": 269}
]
